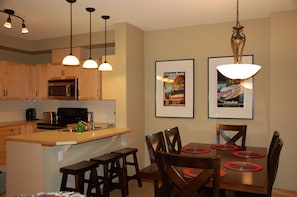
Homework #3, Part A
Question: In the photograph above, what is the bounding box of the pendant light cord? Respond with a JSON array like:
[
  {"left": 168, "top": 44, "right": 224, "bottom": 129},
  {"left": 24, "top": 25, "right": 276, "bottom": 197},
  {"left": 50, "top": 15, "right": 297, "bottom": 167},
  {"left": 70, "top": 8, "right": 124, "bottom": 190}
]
[
  {"left": 70, "top": 2, "right": 73, "bottom": 55},
  {"left": 236, "top": 0, "right": 240, "bottom": 26},
  {"left": 104, "top": 18, "right": 107, "bottom": 63},
  {"left": 89, "top": 10, "right": 92, "bottom": 59}
]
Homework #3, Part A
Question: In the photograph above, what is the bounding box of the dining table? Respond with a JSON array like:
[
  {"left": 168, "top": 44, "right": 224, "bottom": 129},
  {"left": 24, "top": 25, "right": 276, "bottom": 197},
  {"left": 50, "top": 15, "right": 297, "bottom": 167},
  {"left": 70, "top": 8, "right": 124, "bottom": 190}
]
[{"left": 181, "top": 143, "right": 268, "bottom": 195}]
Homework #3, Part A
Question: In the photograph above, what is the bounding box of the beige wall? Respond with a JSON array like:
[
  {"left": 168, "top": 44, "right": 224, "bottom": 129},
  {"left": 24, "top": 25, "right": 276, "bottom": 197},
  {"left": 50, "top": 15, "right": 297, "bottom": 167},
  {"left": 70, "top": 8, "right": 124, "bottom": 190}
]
[
  {"left": 270, "top": 10, "right": 297, "bottom": 189},
  {"left": 144, "top": 10, "right": 296, "bottom": 190},
  {"left": 115, "top": 23, "right": 145, "bottom": 168}
]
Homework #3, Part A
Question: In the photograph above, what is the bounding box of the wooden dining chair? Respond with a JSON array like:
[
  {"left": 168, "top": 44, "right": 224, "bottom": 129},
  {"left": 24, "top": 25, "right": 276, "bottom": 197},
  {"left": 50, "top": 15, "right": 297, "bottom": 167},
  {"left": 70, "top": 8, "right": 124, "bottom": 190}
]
[
  {"left": 164, "top": 126, "right": 182, "bottom": 153},
  {"left": 235, "top": 137, "right": 284, "bottom": 197},
  {"left": 216, "top": 123, "right": 247, "bottom": 148},
  {"left": 267, "top": 131, "right": 280, "bottom": 165},
  {"left": 146, "top": 131, "right": 167, "bottom": 163},
  {"left": 139, "top": 131, "right": 167, "bottom": 197},
  {"left": 157, "top": 151, "right": 221, "bottom": 197}
]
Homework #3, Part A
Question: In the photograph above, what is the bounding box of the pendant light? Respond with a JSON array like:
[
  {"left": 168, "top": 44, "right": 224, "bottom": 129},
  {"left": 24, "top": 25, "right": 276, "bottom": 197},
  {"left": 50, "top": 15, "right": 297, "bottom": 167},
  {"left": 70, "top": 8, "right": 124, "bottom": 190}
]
[
  {"left": 98, "top": 15, "right": 112, "bottom": 71},
  {"left": 82, "top": 7, "right": 98, "bottom": 69},
  {"left": 62, "top": 0, "right": 80, "bottom": 66},
  {"left": 217, "top": 0, "right": 261, "bottom": 80}
]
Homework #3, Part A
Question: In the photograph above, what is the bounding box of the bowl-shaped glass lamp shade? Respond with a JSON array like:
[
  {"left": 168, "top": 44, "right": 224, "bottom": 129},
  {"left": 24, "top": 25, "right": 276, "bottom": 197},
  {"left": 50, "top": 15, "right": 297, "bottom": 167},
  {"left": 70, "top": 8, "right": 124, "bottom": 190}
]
[
  {"left": 62, "top": 54, "right": 80, "bottom": 66},
  {"left": 217, "top": 63, "right": 261, "bottom": 80},
  {"left": 98, "top": 61, "right": 112, "bottom": 71},
  {"left": 82, "top": 59, "right": 98, "bottom": 69}
]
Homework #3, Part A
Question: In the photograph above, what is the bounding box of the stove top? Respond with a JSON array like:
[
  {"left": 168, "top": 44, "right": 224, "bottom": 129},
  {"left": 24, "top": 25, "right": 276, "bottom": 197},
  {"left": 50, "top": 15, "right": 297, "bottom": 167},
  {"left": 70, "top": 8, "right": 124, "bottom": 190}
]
[
  {"left": 37, "top": 108, "right": 88, "bottom": 130},
  {"left": 36, "top": 122, "right": 66, "bottom": 130}
]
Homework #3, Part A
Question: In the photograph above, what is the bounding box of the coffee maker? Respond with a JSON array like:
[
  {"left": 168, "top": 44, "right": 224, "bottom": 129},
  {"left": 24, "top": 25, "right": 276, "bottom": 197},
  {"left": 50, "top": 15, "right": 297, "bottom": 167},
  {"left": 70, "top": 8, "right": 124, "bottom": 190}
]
[{"left": 26, "top": 108, "right": 36, "bottom": 120}]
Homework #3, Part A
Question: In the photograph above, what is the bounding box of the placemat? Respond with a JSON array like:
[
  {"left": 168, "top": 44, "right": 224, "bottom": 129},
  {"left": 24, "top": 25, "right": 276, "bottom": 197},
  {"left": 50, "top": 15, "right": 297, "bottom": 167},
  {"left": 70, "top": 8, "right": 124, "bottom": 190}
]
[
  {"left": 210, "top": 144, "right": 239, "bottom": 151},
  {"left": 183, "top": 168, "right": 226, "bottom": 177},
  {"left": 224, "top": 161, "right": 263, "bottom": 172},
  {"left": 181, "top": 146, "right": 211, "bottom": 154},
  {"left": 233, "top": 151, "right": 265, "bottom": 158}
]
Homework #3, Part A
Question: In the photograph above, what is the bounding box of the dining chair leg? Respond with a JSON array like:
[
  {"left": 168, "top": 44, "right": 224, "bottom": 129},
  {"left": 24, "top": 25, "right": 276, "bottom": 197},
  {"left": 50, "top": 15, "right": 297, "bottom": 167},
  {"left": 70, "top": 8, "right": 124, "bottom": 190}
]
[{"left": 153, "top": 180, "right": 159, "bottom": 197}]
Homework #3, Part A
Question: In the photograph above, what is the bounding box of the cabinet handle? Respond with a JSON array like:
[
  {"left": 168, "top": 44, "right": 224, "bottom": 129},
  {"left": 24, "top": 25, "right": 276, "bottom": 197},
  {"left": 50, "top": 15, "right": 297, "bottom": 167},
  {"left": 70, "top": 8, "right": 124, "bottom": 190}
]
[
  {"left": 6, "top": 90, "right": 8, "bottom": 96},
  {"left": 66, "top": 84, "right": 70, "bottom": 96},
  {"left": 2, "top": 90, "right": 4, "bottom": 96}
]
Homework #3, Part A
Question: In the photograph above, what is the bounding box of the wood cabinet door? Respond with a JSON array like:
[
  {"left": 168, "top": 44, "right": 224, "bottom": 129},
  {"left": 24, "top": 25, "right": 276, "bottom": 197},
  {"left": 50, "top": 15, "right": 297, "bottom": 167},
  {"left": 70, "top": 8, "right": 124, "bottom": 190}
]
[
  {"left": 0, "top": 61, "right": 5, "bottom": 98},
  {"left": 21, "top": 123, "right": 37, "bottom": 134},
  {"left": 38, "top": 64, "right": 49, "bottom": 99},
  {"left": 0, "top": 61, "right": 25, "bottom": 99},
  {"left": 30, "top": 64, "right": 40, "bottom": 99},
  {"left": 79, "top": 67, "right": 102, "bottom": 100},
  {"left": 48, "top": 64, "right": 79, "bottom": 79}
]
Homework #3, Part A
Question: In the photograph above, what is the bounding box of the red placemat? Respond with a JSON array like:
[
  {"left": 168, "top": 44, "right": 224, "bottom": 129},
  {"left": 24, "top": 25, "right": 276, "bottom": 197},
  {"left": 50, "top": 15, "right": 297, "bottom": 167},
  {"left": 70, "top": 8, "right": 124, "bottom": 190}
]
[
  {"left": 210, "top": 144, "right": 239, "bottom": 151},
  {"left": 233, "top": 151, "right": 265, "bottom": 158},
  {"left": 183, "top": 168, "right": 226, "bottom": 177},
  {"left": 181, "top": 146, "right": 211, "bottom": 154},
  {"left": 224, "top": 161, "right": 263, "bottom": 172}
]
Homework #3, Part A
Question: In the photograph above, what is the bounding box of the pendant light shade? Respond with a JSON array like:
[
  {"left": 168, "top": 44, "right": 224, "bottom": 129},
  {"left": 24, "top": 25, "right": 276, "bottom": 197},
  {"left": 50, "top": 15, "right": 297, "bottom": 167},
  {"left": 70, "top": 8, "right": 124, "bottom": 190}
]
[
  {"left": 4, "top": 15, "right": 11, "bottom": 28},
  {"left": 217, "top": 63, "right": 261, "bottom": 80},
  {"left": 83, "top": 7, "right": 98, "bottom": 69},
  {"left": 62, "top": 0, "right": 79, "bottom": 66},
  {"left": 217, "top": 0, "right": 261, "bottom": 80},
  {"left": 99, "top": 15, "right": 112, "bottom": 71}
]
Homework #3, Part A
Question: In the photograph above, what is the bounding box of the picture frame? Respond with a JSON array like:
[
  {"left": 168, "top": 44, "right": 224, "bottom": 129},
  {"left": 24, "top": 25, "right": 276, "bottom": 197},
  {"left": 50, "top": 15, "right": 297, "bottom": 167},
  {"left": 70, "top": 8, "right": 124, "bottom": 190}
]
[
  {"left": 208, "top": 55, "right": 254, "bottom": 119},
  {"left": 155, "top": 59, "right": 194, "bottom": 118}
]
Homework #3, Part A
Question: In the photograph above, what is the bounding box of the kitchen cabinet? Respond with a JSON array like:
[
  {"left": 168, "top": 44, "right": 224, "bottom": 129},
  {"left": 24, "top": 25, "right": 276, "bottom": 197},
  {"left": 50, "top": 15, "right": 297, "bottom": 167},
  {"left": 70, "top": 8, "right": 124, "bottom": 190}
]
[
  {"left": 21, "top": 122, "right": 37, "bottom": 134},
  {"left": 78, "top": 66, "right": 102, "bottom": 100},
  {"left": 48, "top": 63, "right": 79, "bottom": 79},
  {"left": 24, "top": 64, "right": 48, "bottom": 100},
  {"left": 0, "top": 61, "right": 25, "bottom": 99},
  {"left": 0, "top": 125, "right": 22, "bottom": 165},
  {"left": 101, "top": 55, "right": 116, "bottom": 100}
]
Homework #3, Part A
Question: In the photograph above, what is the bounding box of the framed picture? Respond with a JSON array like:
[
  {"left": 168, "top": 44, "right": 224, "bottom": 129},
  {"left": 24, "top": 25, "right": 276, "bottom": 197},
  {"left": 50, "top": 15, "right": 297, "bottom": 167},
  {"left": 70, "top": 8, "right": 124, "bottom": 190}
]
[
  {"left": 155, "top": 59, "right": 194, "bottom": 118},
  {"left": 208, "top": 55, "right": 254, "bottom": 119}
]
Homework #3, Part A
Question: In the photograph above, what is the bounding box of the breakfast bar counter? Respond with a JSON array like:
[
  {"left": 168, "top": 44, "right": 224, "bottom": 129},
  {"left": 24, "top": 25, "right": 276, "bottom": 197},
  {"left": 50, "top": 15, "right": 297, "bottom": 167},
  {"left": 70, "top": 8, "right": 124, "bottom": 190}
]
[
  {"left": 6, "top": 127, "right": 131, "bottom": 196},
  {"left": 6, "top": 127, "right": 131, "bottom": 146}
]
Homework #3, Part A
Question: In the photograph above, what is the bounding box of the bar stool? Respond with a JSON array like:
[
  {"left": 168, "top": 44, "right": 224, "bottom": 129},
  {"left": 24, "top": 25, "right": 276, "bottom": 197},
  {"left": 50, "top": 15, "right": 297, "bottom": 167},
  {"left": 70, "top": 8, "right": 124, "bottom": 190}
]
[
  {"left": 60, "top": 160, "right": 101, "bottom": 197},
  {"left": 111, "top": 147, "right": 142, "bottom": 195},
  {"left": 90, "top": 153, "right": 125, "bottom": 197}
]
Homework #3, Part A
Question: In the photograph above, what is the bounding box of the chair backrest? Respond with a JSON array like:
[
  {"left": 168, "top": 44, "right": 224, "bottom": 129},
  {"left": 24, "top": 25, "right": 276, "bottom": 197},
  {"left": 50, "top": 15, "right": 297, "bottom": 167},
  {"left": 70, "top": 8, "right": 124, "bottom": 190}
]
[
  {"left": 145, "top": 131, "right": 167, "bottom": 164},
  {"left": 157, "top": 151, "right": 221, "bottom": 197},
  {"left": 216, "top": 123, "right": 247, "bottom": 148},
  {"left": 164, "top": 127, "right": 182, "bottom": 153},
  {"left": 267, "top": 130, "right": 280, "bottom": 164},
  {"left": 267, "top": 137, "right": 283, "bottom": 197}
]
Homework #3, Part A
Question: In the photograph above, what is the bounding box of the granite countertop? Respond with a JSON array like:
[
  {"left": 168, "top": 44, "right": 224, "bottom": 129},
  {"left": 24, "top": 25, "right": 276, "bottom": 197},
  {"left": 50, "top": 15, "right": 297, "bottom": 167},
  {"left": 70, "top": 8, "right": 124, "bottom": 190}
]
[{"left": 5, "top": 127, "right": 130, "bottom": 146}]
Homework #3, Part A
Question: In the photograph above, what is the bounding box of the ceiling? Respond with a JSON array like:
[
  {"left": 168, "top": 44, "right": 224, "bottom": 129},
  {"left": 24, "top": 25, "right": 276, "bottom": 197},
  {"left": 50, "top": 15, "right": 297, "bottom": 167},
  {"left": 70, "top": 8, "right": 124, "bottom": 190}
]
[{"left": 1, "top": 0, "right": 297, "bottom": 41}]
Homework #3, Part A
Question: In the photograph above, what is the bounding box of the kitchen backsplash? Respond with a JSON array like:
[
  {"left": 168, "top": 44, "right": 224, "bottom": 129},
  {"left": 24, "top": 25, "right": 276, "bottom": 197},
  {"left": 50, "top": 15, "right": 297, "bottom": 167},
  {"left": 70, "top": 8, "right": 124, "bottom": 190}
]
[{"left": 0, "top": 100, "right": 115, "bottom": 124}]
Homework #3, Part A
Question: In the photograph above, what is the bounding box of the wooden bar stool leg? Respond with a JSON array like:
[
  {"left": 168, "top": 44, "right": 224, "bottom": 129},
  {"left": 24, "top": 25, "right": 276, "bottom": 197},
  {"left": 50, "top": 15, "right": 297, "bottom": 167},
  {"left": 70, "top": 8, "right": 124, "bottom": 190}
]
[
  {"left": 103, "top": 163, "right": 110, "bottom": 197},
  {"left": 132, "top": 152, "right": 142, "bottom": 187},
  {"left": 75, "top": 173, "right": 84, "bottom": 194},
  {"left": 116, "top": 159, "right": 126, "bottom": 197},
  {"left": 87, "top": 168, "right": 102, "bottom": 197},
  {"left": 121, "top": 154, "right": 128, "bottom": 196},
  {"left": 60, "top": 173, "right": 68, "bottom": 191}
]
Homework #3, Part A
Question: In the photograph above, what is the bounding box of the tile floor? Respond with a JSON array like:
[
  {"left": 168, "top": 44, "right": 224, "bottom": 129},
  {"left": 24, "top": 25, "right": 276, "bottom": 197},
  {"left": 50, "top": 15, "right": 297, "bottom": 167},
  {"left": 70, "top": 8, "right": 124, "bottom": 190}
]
[{"left": 1, "top": 180, "right": 297, "bottom": 197}]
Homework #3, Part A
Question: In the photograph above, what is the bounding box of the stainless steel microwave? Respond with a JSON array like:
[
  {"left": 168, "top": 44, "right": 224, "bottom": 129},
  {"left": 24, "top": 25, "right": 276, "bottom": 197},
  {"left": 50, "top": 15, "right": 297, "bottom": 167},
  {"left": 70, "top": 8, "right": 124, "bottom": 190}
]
[{"left": 48, "top": 78, "right": 78, "bottom": 100}]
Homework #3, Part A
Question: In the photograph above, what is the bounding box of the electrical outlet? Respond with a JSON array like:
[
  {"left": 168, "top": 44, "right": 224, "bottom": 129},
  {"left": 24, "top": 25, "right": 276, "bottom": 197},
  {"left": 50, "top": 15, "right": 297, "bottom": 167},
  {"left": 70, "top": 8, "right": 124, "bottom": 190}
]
[{"left": 58, "top": 151, "right": 63, "bottom": 161}]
